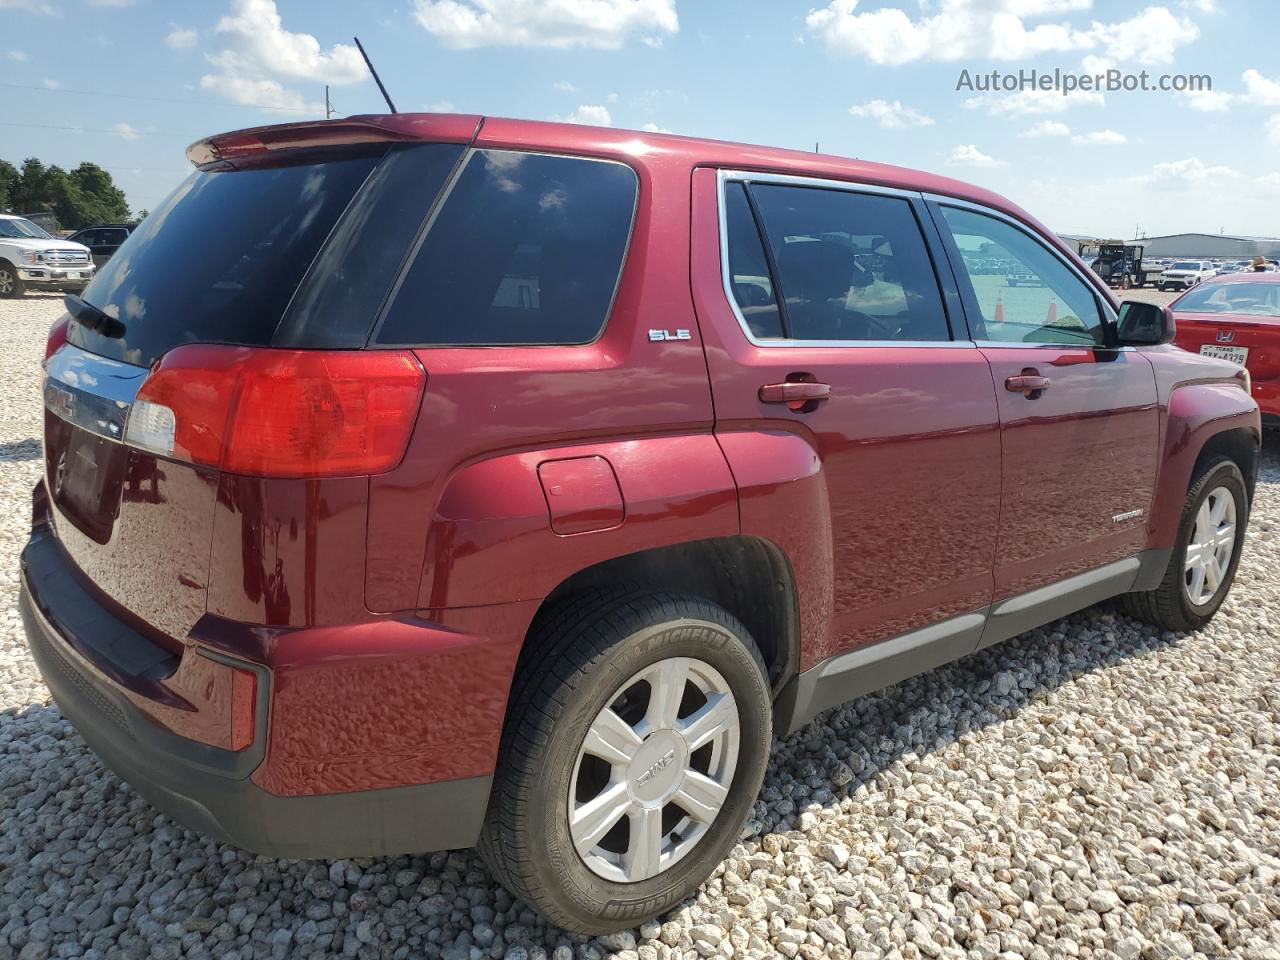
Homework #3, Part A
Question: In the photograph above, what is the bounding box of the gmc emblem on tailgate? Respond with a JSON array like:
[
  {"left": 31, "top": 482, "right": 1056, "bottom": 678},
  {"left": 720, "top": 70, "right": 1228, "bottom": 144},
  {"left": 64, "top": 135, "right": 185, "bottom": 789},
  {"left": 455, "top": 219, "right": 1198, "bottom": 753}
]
[
  {"left": 46, "top": 381, "right": 75, "bottom": 420},
  {"left": 1216, "top": 329, "right": 1235, "bottom": 343}
]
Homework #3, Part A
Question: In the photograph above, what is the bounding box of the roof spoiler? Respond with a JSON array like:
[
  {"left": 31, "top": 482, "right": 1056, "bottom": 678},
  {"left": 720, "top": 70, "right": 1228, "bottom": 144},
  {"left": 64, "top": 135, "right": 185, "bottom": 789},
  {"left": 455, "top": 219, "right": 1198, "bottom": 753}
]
[{"left": 186, "top": 114, "right": 483, "bottom": 169}]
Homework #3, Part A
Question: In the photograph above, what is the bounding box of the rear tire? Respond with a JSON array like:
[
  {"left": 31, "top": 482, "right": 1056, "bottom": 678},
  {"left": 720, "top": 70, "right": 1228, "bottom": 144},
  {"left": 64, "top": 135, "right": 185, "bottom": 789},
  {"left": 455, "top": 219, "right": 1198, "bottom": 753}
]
[
  {"left": 1122, "top": 457, "right": 1248, "bottom": 632},
  {"left": 479, "top": 590, "right": 772, "bottom": 934},
  {"left": 0, "top": 262, "right": 24, "bottom": 298}
]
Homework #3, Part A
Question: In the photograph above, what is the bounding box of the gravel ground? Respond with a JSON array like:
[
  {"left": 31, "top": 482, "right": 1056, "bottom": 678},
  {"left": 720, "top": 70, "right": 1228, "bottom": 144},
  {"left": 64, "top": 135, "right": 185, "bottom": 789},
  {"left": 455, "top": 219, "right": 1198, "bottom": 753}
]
[{"left": 2, "top": 293, "right": 1278, "bottom": 960}]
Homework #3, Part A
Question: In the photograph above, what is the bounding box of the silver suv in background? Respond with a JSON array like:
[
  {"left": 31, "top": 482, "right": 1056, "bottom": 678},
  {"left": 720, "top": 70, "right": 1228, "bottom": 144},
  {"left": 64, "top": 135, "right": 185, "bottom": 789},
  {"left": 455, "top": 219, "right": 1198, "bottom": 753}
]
[
  {"left": 0, "top": 214, "right": 95, "bottom": 297},
  {"left": 1159, "top": 260, "right": 1217, "bottom": 291}
]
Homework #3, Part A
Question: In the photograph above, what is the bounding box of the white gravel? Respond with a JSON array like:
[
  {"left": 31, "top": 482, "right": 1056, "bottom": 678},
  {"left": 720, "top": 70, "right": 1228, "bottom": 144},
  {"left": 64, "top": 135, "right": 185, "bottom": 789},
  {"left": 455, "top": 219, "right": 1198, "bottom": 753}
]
[{"left": 2, "top": 293, "right": 1278, "bottom": 960}]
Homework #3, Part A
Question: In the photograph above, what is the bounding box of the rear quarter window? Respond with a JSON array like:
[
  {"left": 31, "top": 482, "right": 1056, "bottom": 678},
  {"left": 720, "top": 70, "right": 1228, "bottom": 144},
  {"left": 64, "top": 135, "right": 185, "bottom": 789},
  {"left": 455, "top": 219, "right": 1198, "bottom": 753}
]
[{"left": 374, "top": 150, "right": 638, "bottom": 347}]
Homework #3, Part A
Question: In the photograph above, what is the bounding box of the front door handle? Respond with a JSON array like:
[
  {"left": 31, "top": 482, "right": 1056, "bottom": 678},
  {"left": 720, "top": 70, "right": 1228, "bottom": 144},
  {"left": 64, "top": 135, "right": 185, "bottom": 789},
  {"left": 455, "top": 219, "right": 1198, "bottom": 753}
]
[
  {"left": 759, "top": 381, "right": 832, "bottom": 404},
  {"left": 1005, "top": 369, "right": 1050, "bottom": 398}
]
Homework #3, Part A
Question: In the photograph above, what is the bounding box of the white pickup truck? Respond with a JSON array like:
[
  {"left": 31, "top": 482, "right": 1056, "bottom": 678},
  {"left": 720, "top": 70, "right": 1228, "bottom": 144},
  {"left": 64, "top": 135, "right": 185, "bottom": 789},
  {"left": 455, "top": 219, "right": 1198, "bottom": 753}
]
[{"left": 0, "top": 214, "right": 95, "bottom": 298}]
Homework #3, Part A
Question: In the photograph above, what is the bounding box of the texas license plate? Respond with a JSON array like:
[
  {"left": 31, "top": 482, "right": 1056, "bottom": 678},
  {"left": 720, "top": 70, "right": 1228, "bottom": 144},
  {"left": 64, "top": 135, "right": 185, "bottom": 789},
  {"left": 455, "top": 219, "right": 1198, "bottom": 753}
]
[{"left": 1200, "top": 344, "right": 1248, "bottom": 365}]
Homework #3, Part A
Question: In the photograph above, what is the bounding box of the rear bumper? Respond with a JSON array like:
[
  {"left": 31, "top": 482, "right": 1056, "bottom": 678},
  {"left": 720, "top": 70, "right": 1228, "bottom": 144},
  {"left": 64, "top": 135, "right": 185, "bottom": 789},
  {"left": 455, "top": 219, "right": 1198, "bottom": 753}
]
[
  {"left": 19, "top": 526, "right": 495, "bottom": 859},
  {"left": 1252, "top": 377, "right": 1280, "bottom": 422}
]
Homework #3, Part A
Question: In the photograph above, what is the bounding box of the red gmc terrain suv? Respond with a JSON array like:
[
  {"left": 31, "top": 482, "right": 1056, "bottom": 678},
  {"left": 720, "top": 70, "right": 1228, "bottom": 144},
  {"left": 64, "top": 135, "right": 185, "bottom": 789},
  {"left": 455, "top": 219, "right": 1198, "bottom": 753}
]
[{"left": 21, "top": 114, "right": 1260, "bottom": 933}]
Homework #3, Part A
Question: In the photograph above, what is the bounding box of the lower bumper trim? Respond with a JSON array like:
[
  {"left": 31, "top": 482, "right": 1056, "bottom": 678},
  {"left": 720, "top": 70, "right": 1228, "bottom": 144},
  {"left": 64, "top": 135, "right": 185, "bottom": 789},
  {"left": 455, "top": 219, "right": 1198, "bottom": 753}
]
[{"left": 20, "top": 576, "right": 492, "bottom": 859}]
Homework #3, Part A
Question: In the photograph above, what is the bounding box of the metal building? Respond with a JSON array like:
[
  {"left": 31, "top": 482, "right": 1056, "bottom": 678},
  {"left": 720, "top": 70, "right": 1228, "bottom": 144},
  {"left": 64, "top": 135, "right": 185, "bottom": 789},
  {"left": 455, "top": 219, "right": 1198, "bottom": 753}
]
[{"left": 1136, "top": 233, "right": 1280, "bottom": 259}]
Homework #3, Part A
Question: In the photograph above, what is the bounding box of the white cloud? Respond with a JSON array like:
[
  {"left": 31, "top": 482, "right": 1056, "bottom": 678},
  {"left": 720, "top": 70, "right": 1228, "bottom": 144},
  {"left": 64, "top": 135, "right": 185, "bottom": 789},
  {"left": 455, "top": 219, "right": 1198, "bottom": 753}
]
[
  {"left": 165, "top": 27, "right": 198, "bottom": 50},
  {"left": 553, "top": 80, "right": 579, "bottom": 93},
  {"left": 1071, "top": 128, "right": 1127, "bottom": 145},
  {"left": 413, "top": 0, "right": 678, "bottom": 49},
  {"left": 1019, "top": 119, "right": 1071, "bottom": 138},
  {"left": 113, "top": 122, "right": 140, "bottom": 140},
  {"left": 641, "top": 121, "right": 673, "bottom": 133},
  {"left": 965, "top": 88, "right": 1103, "bottom": 116},
  {"left": 0, "top": 0, "right": 58, "bottom": 13},
  {"left": 1267, "top": 115, "right": 1280, "bottom": 147},
  {"left": 1018, "top": 156, "right": 1269, "bottom": 238},
  {"left": 946, "top": 144, "right": 1005, "bottom": 168},
  {"left": 427, "top": 100, "right": 457, "bottom": 112},
  {"left": 1243, "top": 68, "right": 1280, "bottom": 108},
  {"left": 849, "top": 99, "right": 935, "bottom": 129},
  {"left": 199, "top": 66, "right": 318, "bottom": 114},
  {"left": 806, "top": 0, "right": 1198, "bottom": 66},
  {"left": 1179, "top": 88, "right": 1232, "bottom": 112},
  {"left": 1080, "top": 54, "right": 1115, "bottom": 74},
  {"left": 1149, "top": 157, "right": 1239, "bottom": 183},
  {"left": 557, "top": 104, "right": 612, "bottom": 126},
  {"left": 1088, "top": 6, "right": 1198, "bottom": 64},
  {"left": 2, "top": 49, "right": 31, "bottom": 61},
  {"left": 200, "top": 0, "right": 365, "bottom": 113}
]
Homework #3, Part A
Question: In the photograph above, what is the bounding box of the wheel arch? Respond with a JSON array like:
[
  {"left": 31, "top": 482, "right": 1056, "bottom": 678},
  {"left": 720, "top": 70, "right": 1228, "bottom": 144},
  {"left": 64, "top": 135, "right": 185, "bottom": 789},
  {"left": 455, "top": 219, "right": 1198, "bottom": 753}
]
[
  {"left": 520, "top": 535, "right": 801, "bottom": 698},
  {"left": 1147, "top": 380, "right": 1260, "bottom": 554}
]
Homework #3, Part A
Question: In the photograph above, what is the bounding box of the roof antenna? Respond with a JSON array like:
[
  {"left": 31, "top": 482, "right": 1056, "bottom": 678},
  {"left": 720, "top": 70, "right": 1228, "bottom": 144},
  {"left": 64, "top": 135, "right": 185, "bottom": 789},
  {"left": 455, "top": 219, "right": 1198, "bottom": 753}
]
[{"left": 353, "top": 36, "right": 397, "bottom": 114}]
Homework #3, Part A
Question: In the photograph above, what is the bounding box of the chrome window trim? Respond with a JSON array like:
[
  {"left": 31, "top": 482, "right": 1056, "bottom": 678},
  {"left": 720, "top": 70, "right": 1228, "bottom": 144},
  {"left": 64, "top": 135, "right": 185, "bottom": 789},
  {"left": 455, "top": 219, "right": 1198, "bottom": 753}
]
[
  {"left": 716, "top": 169, "right": 974, "bottom": 350},
  {"left": 923, "top": 192, "right": 1120, "bottom": 344}
]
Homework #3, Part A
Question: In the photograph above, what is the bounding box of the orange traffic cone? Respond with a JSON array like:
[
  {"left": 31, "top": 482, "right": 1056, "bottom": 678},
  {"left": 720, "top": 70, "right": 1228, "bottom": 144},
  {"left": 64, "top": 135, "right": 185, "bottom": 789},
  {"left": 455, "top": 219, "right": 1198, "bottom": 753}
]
[
  {"left": 1047, "top": 300, "right": 1057, "bottom": 326},
  {"left": 994, "top": 292, "right": 1004, "bottom": 325}
]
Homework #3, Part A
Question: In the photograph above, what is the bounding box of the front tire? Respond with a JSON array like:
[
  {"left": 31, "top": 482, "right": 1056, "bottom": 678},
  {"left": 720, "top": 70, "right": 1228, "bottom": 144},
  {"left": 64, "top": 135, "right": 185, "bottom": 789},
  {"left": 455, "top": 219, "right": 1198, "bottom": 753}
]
[
  {"left": 479, "top": 591, "right": 772, "bottom": 934},
  {"left": 1123, "top": 457, "right": 1248, "bottom": 632},
  {"left": 0, "top": 262, "right": 24, "bottom": 298}
]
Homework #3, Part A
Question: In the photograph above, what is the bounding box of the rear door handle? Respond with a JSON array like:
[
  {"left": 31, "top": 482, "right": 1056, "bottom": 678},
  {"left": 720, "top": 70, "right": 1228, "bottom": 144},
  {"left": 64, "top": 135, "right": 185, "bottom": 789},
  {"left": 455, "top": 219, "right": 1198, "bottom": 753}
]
[
  {"left": 1004, "top": 370, "right": 1050, "bottom": 398},
  {"left": 759, "top": 382, "right": 832, "bottom": 404}
]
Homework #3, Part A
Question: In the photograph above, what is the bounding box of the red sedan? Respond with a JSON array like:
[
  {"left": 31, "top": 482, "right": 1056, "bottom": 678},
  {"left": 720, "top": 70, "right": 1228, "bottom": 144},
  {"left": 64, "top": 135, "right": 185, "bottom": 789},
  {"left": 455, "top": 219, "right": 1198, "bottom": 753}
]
[{"left": 1173, "top": 271, "right": 1280, "bottom": 427}]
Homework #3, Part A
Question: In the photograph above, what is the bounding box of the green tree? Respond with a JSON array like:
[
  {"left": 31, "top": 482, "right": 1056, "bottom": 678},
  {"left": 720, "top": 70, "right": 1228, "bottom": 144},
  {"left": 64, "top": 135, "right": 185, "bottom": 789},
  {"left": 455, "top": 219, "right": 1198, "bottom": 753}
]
[
  {"left": 0, "top": 160, "right": 18, "bottom": 211},
  {"left": 0, "top": 156, "right": 132, "bottom": 228}
]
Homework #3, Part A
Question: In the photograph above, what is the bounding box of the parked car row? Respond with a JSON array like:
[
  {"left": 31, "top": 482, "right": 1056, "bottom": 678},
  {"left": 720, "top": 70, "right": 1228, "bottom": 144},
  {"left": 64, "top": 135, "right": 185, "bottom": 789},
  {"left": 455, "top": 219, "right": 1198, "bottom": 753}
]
[
  {"left": 0, "top": 217, "right": 136, "bottom": 298},
  {"left": 15, "top": 113, "right": 1272, "bottom": 934},
  {"left": 1154, "top": 257, "right": 1278, "bottom": 291}
]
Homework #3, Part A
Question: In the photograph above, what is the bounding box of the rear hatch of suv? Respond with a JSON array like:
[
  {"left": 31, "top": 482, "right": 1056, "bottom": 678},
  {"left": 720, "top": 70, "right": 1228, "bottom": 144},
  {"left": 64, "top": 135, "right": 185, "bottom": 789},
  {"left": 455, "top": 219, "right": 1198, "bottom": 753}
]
[{"left": 42, "top": 118, "right": 475, "bottom": 642}]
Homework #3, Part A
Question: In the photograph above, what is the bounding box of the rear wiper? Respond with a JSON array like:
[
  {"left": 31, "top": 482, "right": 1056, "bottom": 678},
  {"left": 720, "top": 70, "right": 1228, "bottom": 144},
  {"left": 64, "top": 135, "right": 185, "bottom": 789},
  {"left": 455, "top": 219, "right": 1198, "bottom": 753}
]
[{"left": 64, "top": 294, "right": 125, "bottom": 339}]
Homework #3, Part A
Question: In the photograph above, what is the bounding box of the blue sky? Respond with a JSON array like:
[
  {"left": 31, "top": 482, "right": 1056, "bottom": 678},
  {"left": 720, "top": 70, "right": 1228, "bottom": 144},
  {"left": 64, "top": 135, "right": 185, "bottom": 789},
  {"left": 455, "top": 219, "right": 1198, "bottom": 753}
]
[{"left": 2, "top": 0, "right": 1278, "bottom": 239}]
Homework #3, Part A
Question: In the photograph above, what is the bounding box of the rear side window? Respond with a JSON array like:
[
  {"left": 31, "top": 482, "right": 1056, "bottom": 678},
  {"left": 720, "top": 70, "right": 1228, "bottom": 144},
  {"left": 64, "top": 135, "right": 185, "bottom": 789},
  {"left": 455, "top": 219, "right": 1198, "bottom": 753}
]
[
  {"left": 375, "top": 150, "right": 637, "bottom": 346},
  {"left": 72, "top": 147, "right": 384, "bottom": 367},
  {"left": 740, "top": 183, "right": 950, "bottom": 342}
]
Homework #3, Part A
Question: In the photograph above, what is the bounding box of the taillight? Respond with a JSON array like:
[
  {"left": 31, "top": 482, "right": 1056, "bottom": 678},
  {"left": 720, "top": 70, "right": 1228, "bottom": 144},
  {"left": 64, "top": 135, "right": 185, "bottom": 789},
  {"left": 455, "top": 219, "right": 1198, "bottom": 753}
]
[
  {"left": 124, "top": 345, "right": 425, "bottom": 478},
  {"left": 45, "top": 315, "right": 70, "bottom": 362}
]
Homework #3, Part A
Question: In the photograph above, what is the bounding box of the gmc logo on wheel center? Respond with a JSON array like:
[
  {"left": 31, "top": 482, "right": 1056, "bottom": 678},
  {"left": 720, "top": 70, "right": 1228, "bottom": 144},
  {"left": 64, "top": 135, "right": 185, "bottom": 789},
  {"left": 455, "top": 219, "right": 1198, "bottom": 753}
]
[{"left": 634, "top": 749, "right": 676, "bottom": 786}]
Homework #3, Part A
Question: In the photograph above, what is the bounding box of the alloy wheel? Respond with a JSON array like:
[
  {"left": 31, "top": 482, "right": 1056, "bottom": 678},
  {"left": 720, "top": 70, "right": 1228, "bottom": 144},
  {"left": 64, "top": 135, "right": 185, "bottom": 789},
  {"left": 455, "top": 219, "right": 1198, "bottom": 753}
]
[
  {"left": 569, "top": 657, "right": 740, "bottom": 884},
  {"left": 0, "top": 269, "right": 13, "bottom": 295},
  {"left": 1184, "top": 485, "right": 1237, "bottom": 606}
]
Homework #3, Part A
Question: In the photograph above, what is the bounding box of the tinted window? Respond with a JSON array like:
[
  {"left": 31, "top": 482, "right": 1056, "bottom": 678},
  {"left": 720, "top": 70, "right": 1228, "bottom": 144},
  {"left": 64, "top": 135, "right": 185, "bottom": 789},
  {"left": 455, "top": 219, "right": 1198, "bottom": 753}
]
[
  {"left": 749, "top": 184, "right": 950, "bottom": 342},
  {"left": 101, "top": 228, "right": 129, "bottom": 245},
  {"left": 724, "top": 182, "right": 783, "bottom": 339},
  {"left": 72, "top": 147, "right": 383, "bottom": 367},
  {"left": 376, "top": 150, "right": 637, "bottom": 346},
  {"left": 941, "top": 206, "right": 1103, "bottom": 346},
  {"left": 275, "top": 143, "right": 465, "bottom": 348}
]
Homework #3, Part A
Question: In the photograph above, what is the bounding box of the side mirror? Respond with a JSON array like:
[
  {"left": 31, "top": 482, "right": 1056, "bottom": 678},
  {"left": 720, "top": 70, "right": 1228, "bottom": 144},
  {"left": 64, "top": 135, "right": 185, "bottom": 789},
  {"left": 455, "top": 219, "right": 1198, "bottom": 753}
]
[{"left": 1116, "top": 300, "right": 1175, "bottom": 346}]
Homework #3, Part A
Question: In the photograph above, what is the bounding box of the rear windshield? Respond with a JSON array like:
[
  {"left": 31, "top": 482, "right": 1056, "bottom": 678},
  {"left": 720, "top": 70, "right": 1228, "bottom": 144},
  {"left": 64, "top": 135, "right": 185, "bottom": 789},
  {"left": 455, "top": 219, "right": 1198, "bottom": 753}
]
[
  {"left": 1176, "top": 281, "right": 1280, "bottom": 316},
  {"left": 70, "top": 147, "right": 384, "bottom": 367}
]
